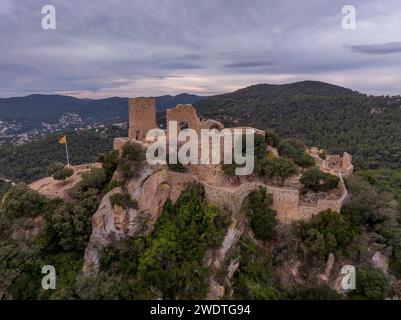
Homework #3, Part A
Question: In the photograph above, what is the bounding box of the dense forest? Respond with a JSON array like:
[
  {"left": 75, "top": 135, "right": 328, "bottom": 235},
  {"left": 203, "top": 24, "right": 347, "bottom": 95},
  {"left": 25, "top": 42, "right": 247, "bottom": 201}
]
[{"left": 0, "top": 126, "right": 126, "bottom": 183}]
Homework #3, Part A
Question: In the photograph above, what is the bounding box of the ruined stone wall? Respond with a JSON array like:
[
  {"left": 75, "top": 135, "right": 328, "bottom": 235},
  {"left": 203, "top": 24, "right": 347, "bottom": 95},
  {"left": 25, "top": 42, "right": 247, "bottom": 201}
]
[
  {"left": 265, "top": 185, "right": 299, "bottom": 223},
  {"left": 202, "top": 182, "right": 300, "bottom": 223},
  {"left": 128, "top": 97, "right": 156, "bottom": 141},
  {"left": 165, "top": 171, "right": 198, "bottom": 202},
  {"left": 317, "top": 177, "right": 348, "bottom": 213},
  {"left": 203, "top": 183, "right": 236, "bottom": 213},
  {"left": 200, "top": 119, "right": 224, "bottom": 131},
  {"left": 298, "top": 205, "right": 320, "bottom": 220},
  {"left": 342, "top": 152, "right": 354, "bottom": 176},
  {"left": 310, "top": 150, "right": 354, "bottom": 177},
  {"left": 202, "top": 179, "right": 348, "bottom": 224}
]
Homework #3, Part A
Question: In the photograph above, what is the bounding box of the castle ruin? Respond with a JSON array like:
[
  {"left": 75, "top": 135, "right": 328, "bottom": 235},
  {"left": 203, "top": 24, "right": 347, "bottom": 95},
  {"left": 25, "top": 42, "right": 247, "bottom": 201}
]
[
  {"left": 81, "top": 97, "right": 355, "bottom": 273},
  {"left": 113, "top": 97, "right": 353, "bottom": 224}
]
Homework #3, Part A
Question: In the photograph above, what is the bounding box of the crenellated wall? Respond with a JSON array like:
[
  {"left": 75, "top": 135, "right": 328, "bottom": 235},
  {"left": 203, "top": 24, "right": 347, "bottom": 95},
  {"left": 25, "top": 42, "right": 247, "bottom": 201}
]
[{"left": 309, "top": 148, "right": 354, "bottom": 177}]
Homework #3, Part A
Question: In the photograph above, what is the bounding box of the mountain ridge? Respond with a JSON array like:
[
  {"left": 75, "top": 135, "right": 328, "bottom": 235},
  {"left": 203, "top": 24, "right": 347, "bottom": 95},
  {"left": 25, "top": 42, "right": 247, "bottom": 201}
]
[{"left": 0, "top": 93, "right": 206, "bottom": 130}]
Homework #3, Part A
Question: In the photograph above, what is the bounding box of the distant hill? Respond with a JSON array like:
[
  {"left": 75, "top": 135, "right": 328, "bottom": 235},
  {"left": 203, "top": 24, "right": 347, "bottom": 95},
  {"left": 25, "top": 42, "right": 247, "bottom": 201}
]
[
  {"left": 78, "top": 93, "right": 205, "bottom": 123},
  {"left": 155, "top": 93, "right": 206, "bottom": 110},
  {"left": 195, "top": 81, "right": 401, "bottom": 170},
  {"left": 0, "top": 94, "right": 87, "bottom": 130},
  {"left": 0, "top": 93, "right": 205, "bottom": 131},
  {"left": 4, "top": 80, "right": 401, "bottom": 171},
  {"left": 215, "top": 81, "right": 362, "bottom": 100}
]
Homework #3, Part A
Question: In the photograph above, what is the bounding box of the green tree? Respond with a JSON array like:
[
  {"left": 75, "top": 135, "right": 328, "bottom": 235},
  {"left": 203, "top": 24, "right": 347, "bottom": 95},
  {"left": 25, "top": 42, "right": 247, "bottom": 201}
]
[
  {"left": 300, "top": 167, "right": 340, "bottom": 192},
  {"left": 1, "top": 183, "right": 46, "bottom": 219},
  {"left": 298, "top": 152, "right": 315, "bottom": 168},
  {"left": 100, "top": 237, "right": 146, "bottom": 276},
  {"left": 136, "top": 183, "right": 229, "bottom": 299},
  {"left": 264, "top": 130, "right": 280, "bottom": 147},
  {"left": 277, "top": 138, "right": 315, "bottom": 168},
  {"left": 47, "top": 162, "right": 65, "bottom": 176},
  {"left": 109, "top": 192, "right": 138, "bottom": 210},
  {"left": 242, "top": 187, "right": 278, "bottom": 241},
  {"left": 349, "top": 267, "right": 389, "bottom": 300},
  {"left": 44, "top": 196, "right": 96, "bottom": 252},
  {"left": 166, "top": 152, "right": 187, "bottom": 173},
  {"left": 70, "top": 168, "right": 108, "bottom": 199},
  {"left": 263, "top": 157, "right": 298, "bottom": 186},
  {"left": 118, "top": 143, "right": 145, "bottom": 179},
  {"left": 99, "top": 150, "right": 119, "bottom": 180},
  {"left": 52, "top": 167, "right": 74, "bottom": 183},
  {"left": 298, "top": 209, "right": 357, "bottom": 261},
  {"left": 284, "top": 285, "right": 341, "bottom": 300},
  {"left": 232, "top": 239, "right": 279, "bottom": 299}
]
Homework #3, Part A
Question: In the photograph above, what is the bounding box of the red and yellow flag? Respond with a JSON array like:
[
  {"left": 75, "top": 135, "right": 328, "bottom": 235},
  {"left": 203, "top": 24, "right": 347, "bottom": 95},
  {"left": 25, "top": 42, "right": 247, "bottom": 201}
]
[{"left": 58, "top": 135, "right": 66, "bottom": 144}]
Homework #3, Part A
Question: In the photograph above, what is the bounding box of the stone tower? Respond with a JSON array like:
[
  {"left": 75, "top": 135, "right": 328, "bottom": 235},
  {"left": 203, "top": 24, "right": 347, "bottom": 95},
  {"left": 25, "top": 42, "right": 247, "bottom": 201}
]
[{"left": 128, "top": 97, "right": 156, "bottom": 141}]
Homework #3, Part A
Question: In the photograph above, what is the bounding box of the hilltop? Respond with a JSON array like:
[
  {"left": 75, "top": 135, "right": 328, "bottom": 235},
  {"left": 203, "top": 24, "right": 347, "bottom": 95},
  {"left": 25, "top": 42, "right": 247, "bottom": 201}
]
[
  {"left": 1, "top": 97, "right": 400, "bottom": 300},
  {"left": 216, "top": 81, "right": 362, "bottom": 100},
  {"left": 194, "top": 81, "right": 401, "bottom": 169}
]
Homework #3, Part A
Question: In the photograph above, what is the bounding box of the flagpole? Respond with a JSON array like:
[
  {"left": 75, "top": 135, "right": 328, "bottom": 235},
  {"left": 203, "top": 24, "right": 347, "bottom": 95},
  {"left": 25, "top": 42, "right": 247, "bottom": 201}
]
[{"left": 65, "top": 136, "right": 70, "bottom": 167}]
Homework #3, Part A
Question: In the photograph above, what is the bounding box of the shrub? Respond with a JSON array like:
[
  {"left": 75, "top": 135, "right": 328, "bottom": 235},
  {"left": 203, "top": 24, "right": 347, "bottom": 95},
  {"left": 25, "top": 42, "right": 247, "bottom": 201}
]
[
  {"left": 285, "top": 285, "right": 341, "bottom": 300},
  {"left": 118, "top": 143, "right": 145, "bottom": 179},
  {"left": 1, "top": 183, "right": 46, "bottom": 219},
  {"left": 99, "top": 150, "right": 119, "bottom": 180},
  {"left": 137, "top": 183, "right": 229, "bottom": 299},
  {"left": 52, "top": 167, "right": 74, "bottom": 182},
  {"left": 106, "top": 180, "right": 123, "bottom": 192},
  {"left": 70, "top": 168, "right": 108, "bottom": 198},
  {"left": 298, "top": 209, "right": 357, "bottom": 261},
  {"left": 263, "top": 157, "right": 298, "bottom": 185},
  {"left": 264, "top": 130, "right": 280, "bottom": 147},
  {"left": 166, "top": 153, "right": 187, "bottom": 173},
  {"left": 222, "top": 163, "right": 237, "bottom": 176},
  {"left": 318, "top": 150, "right": 327, "bottom": 160},
  {"left": 299, "top": 152, "right": 316, "bottom": 168},
  {"left": 232, "top": 239, "right": 279, "bottom": 299},
  {"left": 349, "top": 267, "right": 389, "bottom": 300},
  {"left": 300, "top": 167, "right": 340, "bottom": 192},
  {"left": 278, "top": 138, "right": 315, "bottom": 168},
  {"left": 242, "top": 187, "right": 277, "bottom": 241},
  {"left": 109, "top": 192, "right": 138, "bottom": 210},
  {"left": 100, "top": 238, "right": 146, "bottom": 275},
  {"left": 47, "top": 162, "right": 65, "bottom": 176}
]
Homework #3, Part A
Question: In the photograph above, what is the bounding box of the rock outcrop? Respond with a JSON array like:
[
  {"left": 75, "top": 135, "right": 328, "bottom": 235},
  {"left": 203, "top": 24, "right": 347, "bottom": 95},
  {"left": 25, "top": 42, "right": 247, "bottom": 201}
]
[
  {"left": 372, "top": 251, "right": 389, "bottom": 275},
  {"left": 83, "top": 164, "right": 196, "bottom": 273}
]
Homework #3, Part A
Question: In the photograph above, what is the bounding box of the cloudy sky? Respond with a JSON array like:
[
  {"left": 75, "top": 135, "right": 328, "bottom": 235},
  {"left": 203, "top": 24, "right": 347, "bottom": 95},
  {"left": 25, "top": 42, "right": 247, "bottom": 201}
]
[{"left": 1, "top": 0, "right": 401, "bottom": 98}]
